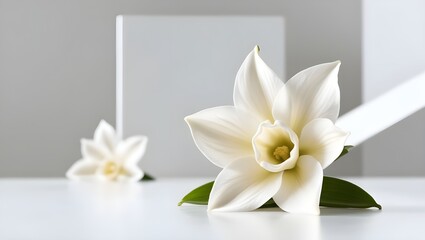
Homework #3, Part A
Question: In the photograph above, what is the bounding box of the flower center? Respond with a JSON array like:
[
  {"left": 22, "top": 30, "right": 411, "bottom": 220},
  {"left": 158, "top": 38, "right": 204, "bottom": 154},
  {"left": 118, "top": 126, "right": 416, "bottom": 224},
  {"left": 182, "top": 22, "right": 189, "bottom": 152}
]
[
  {"left": 252, "top": 120, "right": 300, "bottom": 172},
  {"left": 273, "top": 145, "right": 290, "bottom": 162},
  {"left": 102, "top": 160, "right": 122, "bottom": 178}
]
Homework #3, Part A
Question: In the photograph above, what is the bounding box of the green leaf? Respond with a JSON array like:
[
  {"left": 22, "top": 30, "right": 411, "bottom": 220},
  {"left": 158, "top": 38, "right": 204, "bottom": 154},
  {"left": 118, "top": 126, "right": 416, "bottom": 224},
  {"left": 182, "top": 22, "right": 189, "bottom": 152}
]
[
  {"left": 336, "top": 145, "right": 353, "bottom": 160},
  {"left": 320, "top": 176, "right": 381, "bottom": 209},
  {"left": 178, "top": 176, "right": 381, "bottom": 210},
  {"left": 260, "top": 198, "right": 277, "bottom": 208},
  {"left": 140, "top": 172, "right": 155, "bottom": 181},
  {"left": 178, "top": 181, "right": 213, "bottom": 206}
]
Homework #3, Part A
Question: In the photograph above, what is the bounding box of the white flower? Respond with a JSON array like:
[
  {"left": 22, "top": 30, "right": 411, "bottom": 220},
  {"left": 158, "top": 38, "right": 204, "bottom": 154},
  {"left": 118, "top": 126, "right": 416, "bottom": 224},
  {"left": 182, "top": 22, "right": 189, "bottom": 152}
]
[
  {"left": 66, "top": 120, "right": 148, "bottom": 182},
  {"left": 185, "top": 46, "right": 349, "bottom": 214}
]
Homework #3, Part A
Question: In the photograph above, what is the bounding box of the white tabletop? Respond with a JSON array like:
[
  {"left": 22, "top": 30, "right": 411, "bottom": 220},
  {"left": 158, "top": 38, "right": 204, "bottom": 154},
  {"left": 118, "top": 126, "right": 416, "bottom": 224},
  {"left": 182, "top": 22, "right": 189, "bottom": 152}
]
[{"left": 1, "top": 178, "right": 424, "bottom": 240}]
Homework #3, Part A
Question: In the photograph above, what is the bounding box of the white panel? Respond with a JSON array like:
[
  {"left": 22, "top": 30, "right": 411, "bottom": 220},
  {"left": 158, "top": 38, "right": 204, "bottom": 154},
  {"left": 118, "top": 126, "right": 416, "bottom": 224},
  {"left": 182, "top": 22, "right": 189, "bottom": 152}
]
[
  {"left": 363, "top": 0, "right": 425, "bottom": 101},
  {"left": 362, "top": 0, "right": 425, "bottom": 175},
  {"left": 117, "top": 16, "right": 284, "bottom": 177}
]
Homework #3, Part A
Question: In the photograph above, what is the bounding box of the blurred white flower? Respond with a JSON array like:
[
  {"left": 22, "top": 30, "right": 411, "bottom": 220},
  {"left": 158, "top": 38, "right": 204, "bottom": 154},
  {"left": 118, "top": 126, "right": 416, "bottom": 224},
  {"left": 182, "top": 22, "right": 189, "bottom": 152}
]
[
  {"left": 66, "top": 120, "right": 147, "bottom": 182},
  {"left": 185, "top": 46, "right": 349, "bottom": 214}
]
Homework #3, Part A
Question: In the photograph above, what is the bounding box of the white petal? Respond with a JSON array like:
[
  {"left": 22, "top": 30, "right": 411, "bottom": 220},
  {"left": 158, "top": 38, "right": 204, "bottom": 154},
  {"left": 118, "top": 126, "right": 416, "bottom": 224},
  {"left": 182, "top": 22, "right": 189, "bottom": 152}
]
[
  {"left": 94, "top": 120, "right": 118, "bottom": 152},
  {"left": 273, "top": 61, "right": 341, "bottom": 134},
  {"left": 300, "top": 118, "right": 349, "bottom": 169},
  {"left": 185, "top": 106, "right": 260, "bottom": 168},
  {"left": 252, "top": 120, "right": 299, "bottom": 172},
  {"left": 234, "top": 46, "right": 284, "bottom": 121},
  {"left": 116, "top": 136, "right": 148, "bottom": 165},
  {"left": 117, "top": 165, "right": 144, "bottom": 182},
  {"left": 273, "top": 155, "right": 323, "bottom": 215},
  {"left": 66, "top": 160, "right": 100, "bottom": 181},
  {"left": 81, "top": 139, "right": 109, "bottom": 161},
  {"left": 208, "top": 158, "right": 282, "bottom": 211}
]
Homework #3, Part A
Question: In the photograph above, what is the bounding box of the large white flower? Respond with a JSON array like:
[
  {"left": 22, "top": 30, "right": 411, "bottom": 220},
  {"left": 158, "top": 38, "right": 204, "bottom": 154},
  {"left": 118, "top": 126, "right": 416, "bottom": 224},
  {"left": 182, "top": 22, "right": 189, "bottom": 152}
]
[
  {"left": 185, "top": 46, "right": 349, "bottom": 214},
  {"left": 66, "top": 120, "right": 148, "bottom": 182}
]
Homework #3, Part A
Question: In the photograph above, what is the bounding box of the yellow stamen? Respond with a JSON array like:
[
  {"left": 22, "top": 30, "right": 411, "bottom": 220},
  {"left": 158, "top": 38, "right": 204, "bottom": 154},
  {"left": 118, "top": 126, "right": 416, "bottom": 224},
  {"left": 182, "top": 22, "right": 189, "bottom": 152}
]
[
  {"left": 273, "top": 146, "right": 290, "bottom": 162},
  {"left": 103, "top": 161, "right": 119, "bottom": 176}
]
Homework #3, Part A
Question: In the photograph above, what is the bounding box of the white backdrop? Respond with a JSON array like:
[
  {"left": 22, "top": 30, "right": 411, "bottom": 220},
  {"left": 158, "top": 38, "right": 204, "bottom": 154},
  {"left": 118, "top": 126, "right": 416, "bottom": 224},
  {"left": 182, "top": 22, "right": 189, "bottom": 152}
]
[{"left": 117, "top": 16, "right": 285, "bottom": 177}]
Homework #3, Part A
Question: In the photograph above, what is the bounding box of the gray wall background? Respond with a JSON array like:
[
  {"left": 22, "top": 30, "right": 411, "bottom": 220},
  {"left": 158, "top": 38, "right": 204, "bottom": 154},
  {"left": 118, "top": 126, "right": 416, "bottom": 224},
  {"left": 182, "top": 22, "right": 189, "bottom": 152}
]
[{"left": 0, "top": 0, "right": 363, "bottom": 177}]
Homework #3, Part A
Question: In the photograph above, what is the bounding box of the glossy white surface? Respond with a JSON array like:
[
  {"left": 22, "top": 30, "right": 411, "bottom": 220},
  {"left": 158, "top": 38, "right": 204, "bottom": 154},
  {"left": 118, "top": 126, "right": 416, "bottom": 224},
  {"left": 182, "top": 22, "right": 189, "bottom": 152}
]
[{"left": 1, "top": 178, "right": 424, "bottom": 240}]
